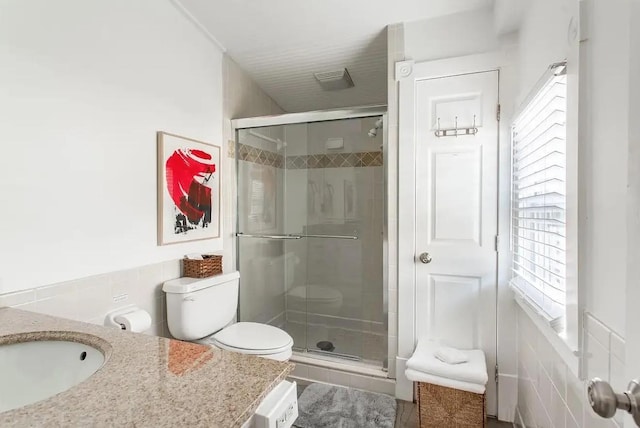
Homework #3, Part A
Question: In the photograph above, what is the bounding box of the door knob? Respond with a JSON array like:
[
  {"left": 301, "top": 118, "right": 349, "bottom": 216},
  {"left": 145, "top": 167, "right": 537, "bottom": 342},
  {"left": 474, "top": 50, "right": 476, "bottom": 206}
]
[
  {"left": 587, "top": 378, "right": 640, "bottom": 426},
  {"left": 418, "top": 252, "right": 432, "bottom": 264}
]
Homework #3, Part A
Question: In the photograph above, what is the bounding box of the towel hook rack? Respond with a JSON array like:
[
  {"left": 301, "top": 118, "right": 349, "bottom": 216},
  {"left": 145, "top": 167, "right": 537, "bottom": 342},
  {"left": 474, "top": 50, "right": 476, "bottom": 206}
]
[{"left": 435, "top": 115, "right": 479, "bottom": 138}]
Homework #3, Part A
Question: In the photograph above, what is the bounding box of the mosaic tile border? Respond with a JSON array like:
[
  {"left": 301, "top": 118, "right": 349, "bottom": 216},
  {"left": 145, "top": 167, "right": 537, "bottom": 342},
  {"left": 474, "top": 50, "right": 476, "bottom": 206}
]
[
  {"left": 285, "top": 152, "right": 383, "bottom": 169},
  {"left": 229, "top": 143, "right": 383, "bottom": 169},
  {"left": 232, "top": 142, "right": 284, "bottom": 168}
]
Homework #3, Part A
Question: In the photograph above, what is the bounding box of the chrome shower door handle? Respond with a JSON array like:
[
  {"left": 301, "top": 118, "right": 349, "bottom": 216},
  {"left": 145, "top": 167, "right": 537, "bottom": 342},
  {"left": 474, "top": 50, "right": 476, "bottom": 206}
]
[
  {"left": 418, "top": 252, "right": 432, "bottom": 264},
  {"left": 587, "top": 378, "right": 640, "bottom": 426}
]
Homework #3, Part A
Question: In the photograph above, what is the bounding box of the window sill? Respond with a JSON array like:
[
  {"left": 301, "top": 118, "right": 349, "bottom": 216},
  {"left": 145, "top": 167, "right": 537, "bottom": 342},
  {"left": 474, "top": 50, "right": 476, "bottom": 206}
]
[{"left": 511, "top": 285, "right": 582, "bottom": 379}]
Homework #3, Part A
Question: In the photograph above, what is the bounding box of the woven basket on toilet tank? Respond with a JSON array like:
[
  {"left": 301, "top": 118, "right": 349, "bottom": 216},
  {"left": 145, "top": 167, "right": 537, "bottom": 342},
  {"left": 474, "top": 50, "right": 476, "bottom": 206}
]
[
  {"left": 416, "top": 381, "right": 486, "bottom": 427},
  {"left": 183, "top": 255, "right": 223, "bottom": 278}
]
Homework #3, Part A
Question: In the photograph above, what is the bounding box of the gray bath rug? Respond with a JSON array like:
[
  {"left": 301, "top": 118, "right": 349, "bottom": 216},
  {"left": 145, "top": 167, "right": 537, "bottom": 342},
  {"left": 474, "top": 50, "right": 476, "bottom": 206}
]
[{"left": 294, "top": 383, "right": 396, "bottom": 428}]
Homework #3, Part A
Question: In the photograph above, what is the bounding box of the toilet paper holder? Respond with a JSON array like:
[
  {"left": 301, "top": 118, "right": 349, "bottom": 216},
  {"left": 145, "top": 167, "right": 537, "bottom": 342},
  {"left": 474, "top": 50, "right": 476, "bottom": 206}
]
[{"left": 105, "top": 305, "right": 150, "bottom": 331}]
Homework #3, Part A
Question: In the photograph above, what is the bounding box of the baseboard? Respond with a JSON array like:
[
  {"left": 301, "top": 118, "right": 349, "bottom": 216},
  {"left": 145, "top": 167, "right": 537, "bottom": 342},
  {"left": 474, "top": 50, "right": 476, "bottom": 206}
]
[
  {"left": 395, "top": 357, "right": 413, "bottom": 401},
  {"left": 497, "top": 373, "right": 518, "bottom": 423}
]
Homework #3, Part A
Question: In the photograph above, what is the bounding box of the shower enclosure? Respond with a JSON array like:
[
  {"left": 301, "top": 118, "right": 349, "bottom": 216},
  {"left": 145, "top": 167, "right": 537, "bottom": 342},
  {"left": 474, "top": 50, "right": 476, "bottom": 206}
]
[{"left": 233, "top": 107, "right": 387, "bottom": 369}]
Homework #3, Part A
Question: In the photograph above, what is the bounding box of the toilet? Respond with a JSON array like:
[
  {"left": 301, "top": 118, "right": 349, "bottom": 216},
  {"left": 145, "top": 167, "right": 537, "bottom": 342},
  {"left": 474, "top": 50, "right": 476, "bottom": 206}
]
[{"left": 163, "top": 271, "right": 293, "bottom": 361}]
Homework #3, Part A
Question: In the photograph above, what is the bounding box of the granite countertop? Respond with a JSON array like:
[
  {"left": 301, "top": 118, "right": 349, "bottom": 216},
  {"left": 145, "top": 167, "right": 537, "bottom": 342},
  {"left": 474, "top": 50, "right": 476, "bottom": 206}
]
[{"left": 0, "top": 308, "right": 294, "bottom": 427}]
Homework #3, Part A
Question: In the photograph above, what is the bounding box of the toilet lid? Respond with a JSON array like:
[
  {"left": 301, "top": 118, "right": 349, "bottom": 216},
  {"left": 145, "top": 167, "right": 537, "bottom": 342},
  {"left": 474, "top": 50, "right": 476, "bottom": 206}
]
[
  {"left": 287, "top": 285, "right": 342, "bottom": 302},
  {"left": 213, "top": 322, "right": 293, "bottom": 353}
]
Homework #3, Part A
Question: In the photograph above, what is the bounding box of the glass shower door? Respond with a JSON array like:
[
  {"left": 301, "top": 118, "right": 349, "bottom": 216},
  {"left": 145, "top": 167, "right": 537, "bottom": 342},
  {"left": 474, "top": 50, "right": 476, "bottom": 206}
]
[
  {"left": 237, "top": 115, "right": 386, "bottom": 366},
  {"left": 236, "top": 125, "right": 289, "bottom": 338},
  {"left": 292, "top": 118, "right": 384, "bottom": 363}
]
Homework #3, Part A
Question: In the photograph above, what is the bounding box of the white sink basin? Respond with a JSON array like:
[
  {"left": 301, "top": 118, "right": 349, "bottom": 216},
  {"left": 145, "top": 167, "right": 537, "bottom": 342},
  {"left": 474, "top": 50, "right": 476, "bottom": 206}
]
[{"left": 0, "top": 335, "right": 107, "bottom": 412}]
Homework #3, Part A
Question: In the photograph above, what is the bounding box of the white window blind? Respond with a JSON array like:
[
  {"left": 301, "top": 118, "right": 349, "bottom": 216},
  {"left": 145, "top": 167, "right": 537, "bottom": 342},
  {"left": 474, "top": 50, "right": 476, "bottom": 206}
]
[{"left": 511, "top": 68, "right": 567, "bottom": 322}]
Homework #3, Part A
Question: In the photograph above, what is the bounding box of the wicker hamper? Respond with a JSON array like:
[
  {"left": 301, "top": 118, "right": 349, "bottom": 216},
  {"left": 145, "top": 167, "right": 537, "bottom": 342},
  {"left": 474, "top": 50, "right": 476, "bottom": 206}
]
[
  {"left": 183, "top": 255, "right": 223, "bottom": 278},
  {"left": 416, "top": 381, "right": 486, "bottom": 428}
]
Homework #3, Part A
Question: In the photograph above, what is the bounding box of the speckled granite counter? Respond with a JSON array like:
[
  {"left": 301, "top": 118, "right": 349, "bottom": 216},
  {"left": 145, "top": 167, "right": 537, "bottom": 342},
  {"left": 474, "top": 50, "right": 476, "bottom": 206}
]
[{"left": 0, "top": 307, "right": 294, "bottom": 427}]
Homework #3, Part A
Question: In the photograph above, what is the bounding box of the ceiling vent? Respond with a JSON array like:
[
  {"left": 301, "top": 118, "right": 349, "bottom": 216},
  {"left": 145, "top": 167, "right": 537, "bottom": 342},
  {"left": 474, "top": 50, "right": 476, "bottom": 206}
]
[{"left": 313, "top": 68, "right": 354, "bottom": 91}]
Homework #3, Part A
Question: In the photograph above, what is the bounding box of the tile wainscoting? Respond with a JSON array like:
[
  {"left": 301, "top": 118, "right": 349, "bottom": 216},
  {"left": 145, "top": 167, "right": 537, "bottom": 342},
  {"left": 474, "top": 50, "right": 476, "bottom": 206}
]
[
  {"left": 516, "top": 307, "right": 626, "bottom": 428},
  {"left": 0, "top": 259, "right": 183, "bottom": 337}
]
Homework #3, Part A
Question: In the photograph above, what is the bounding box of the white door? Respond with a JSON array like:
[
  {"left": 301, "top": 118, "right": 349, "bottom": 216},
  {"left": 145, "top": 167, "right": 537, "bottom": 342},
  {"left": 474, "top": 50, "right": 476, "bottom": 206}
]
[{"left": 414, "top": 71, "right": 499, "bottom": 415}]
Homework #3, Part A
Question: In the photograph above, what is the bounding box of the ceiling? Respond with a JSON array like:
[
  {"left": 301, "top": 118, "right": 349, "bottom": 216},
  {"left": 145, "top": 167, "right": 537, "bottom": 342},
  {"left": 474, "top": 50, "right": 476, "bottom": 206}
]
[{"left": 175, "top": 0, "right": 494, "bottom": 113}]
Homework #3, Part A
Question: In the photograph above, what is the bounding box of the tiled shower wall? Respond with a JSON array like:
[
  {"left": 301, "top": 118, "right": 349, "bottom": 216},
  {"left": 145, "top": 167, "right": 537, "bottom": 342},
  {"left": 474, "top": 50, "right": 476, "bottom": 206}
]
[
  {"left": 0, "top": 259, "right": 182, "bottom": 337},
  {"left": 516, "top": 307, "right": 627, "bottom": 428}
]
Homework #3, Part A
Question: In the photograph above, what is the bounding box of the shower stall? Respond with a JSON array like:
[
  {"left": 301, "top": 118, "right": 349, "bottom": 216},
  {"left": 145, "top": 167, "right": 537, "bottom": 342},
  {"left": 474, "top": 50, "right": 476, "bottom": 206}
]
[{"left": 233, "top": 107, "right": 387, "bottom": 370}]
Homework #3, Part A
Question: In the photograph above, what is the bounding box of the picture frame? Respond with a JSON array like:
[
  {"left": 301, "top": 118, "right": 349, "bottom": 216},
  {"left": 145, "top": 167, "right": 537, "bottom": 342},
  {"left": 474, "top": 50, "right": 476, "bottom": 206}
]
[{"left": 157, "top": 131, "right": 221, "bottom": 245}]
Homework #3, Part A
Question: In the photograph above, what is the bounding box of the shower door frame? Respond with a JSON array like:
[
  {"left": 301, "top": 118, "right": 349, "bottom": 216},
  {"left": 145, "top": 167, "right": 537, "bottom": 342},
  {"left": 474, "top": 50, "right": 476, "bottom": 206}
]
[{"left": 232, "top": 105, "right": 389, "bottom": 369}]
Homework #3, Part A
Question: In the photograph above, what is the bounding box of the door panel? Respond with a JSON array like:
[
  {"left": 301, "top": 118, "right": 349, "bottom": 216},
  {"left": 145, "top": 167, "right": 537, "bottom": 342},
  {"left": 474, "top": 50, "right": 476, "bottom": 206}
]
[
  {"left": 418, "top": 274, "right": 481, "bottom": 349},
  {"left": 415, "top": 71, "right": 499, "bottom": 415},
  {"left": 431, "top": 148, "right": 482, "bottom": 243}
]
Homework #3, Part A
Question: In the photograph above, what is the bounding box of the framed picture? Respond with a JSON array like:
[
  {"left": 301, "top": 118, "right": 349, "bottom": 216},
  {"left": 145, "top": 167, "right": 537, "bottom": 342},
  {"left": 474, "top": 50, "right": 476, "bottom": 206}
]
[{"left": 157, "top": 131, "right": 221, "bottom": 245}]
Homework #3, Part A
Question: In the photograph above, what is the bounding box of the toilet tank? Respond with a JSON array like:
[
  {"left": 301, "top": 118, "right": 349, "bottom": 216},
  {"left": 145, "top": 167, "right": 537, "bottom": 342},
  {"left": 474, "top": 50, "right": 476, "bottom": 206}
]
[{"left": 163, "top": 271, "right": 240, "bottom": 341}]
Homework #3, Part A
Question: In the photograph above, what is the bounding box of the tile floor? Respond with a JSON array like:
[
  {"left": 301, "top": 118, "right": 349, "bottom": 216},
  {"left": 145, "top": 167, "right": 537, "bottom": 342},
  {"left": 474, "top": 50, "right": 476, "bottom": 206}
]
[{"left": 294, "top": 380, "right": 512, "bottom": 427}]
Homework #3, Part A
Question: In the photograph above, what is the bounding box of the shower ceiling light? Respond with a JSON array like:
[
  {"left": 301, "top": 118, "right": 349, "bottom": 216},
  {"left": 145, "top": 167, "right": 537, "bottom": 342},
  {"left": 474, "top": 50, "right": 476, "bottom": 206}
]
[{"left": 313, "top": 68, "right": 354, "bottom": 91}]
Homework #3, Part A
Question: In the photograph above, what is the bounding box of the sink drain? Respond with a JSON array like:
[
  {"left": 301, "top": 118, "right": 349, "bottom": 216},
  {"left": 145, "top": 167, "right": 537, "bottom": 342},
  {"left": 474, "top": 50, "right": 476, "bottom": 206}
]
[{"left": 316, "top": 341, "right": 335, "bottom": 352}]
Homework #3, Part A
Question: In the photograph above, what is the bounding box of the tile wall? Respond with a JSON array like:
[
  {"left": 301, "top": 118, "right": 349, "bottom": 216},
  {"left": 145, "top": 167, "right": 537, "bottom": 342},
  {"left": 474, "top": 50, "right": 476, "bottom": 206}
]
[
  {"left": 516, "top": 306, "right": 627, "bottom": 428},
  {"left": 0, "top": 260, "right": 182, "bottom": 337}
]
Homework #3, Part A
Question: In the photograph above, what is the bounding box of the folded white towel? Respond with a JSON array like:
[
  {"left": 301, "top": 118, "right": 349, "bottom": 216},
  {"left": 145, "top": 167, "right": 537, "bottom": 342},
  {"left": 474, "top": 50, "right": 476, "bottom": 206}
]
[
  {"left": 406, "top": 339, "right": 488, "bottom": 386},
  {"left": 405, "top": 369, "right": 486, "bottom": 394},
  {"left": 434, "top": 346, "right": 468, "bottom": 364}
]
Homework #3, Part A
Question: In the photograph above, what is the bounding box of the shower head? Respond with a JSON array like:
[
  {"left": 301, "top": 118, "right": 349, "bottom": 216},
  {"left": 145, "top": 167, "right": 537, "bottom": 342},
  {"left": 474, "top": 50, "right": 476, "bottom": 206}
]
[{"left": 367, "top": 118, "right": 383, "bottom": 138}]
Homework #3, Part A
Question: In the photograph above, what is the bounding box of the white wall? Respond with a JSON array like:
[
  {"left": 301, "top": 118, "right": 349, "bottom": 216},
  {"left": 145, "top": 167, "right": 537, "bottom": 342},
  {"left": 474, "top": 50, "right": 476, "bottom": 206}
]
[
  {"left": 579, "top": 0, "right": 630, "bottom": 336},
  {"left": 514, "top": 0, "right": 573, "bottom": 104},
  {"left": 404, "top": 8, "right": 505, "bottom": 63},
  {"left": 0, "top": 0, "right": 224, "bottom": 293},
  {"left": 625, "top": 4, "right": 640, "bottom": 427}
]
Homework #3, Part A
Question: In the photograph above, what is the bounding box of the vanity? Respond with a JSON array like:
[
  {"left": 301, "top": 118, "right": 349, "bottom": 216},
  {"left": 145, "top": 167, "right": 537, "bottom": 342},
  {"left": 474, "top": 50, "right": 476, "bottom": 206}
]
[{"left": 0, "top": 308, "right": 294, "bottom": 427}]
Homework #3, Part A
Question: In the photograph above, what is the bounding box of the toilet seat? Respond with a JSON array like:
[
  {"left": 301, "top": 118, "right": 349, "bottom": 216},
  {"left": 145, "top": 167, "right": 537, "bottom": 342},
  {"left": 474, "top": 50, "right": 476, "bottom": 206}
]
[{"left": 205, "top": 322, "right": 293, "bottom": 356}]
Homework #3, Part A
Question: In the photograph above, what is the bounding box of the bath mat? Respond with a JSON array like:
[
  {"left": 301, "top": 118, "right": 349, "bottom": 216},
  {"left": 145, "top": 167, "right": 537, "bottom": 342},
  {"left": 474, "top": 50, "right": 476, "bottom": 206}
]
[{"left": 294, "top": 383, "right": 396, "bottom": 428}]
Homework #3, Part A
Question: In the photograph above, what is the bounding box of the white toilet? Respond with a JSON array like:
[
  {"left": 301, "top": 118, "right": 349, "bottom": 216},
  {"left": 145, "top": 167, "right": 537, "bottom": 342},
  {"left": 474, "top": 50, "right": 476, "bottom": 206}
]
[{"left": 163, "top": 271, "right": 294, "bottom": 361}]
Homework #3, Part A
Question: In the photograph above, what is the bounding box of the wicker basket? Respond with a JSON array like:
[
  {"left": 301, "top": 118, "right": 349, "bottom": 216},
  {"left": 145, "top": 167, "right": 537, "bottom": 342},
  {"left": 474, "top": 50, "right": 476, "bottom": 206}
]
[
  {"left": 416, "top": 381, "right": 486, "bottom": 427},
  {"left": 183, "top": 255, "right": 223, "bottom": 278}
]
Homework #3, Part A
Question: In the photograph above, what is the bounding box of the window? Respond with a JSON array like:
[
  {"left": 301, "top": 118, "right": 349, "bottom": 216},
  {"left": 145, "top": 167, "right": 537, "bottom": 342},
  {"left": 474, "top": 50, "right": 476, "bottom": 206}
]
[{"left": 511, "top": 64, "right": 567, "bottom": 327}]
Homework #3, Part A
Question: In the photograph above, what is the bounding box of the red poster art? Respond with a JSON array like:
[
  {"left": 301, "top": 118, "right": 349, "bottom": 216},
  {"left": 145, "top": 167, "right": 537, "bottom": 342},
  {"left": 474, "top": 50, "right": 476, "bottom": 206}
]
[{"left": 157, "top": 132, "right": 220, "bottom": 245}]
